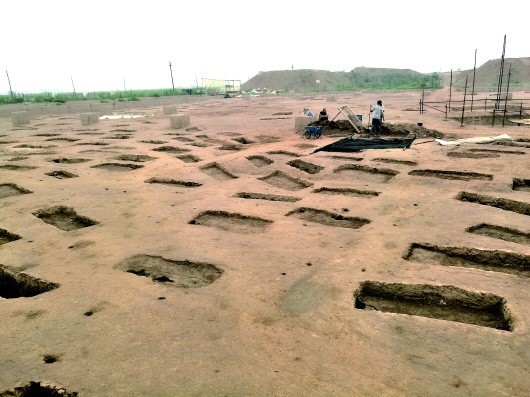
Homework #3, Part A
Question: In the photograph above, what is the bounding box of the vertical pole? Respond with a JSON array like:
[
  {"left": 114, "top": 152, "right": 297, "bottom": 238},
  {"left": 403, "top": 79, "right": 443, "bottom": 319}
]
[
  {"left": 495, "top": 35, "right": 506, "bottom": 110},
  {"left": 448, "top": 69, "right": 453, "bottom": 112},
  {"left": 520, "top": 102, "right": 523, "bottom": 119},
  {"left": 461, "top": 76, "right": 468, "bottom": 127},
  {"left": 169, "top": 62, "right": 175, "bottom": 91},
  {"left": 71, "top": 75, "right": 77, "bottom": 100},
  {"left": 445, "top": 104, "right": 448, "bottom": 120},
  {"left": 471, "top": 49, "right": 477, "bottom": 112},
  {"left": 484, "top": 98, "right": 487, "bottom": 111},
  {"left": 421, "top": 88, "right": 425, "bottom": 114},
  {"left": 123, "top": 78, "right": 127, "bottom": 92},
  {"left": 502, "top": 63, "right": 511, "bottom": 127},
  {"left": 6, "top": 70, "right": 14, "bottom": 98}
]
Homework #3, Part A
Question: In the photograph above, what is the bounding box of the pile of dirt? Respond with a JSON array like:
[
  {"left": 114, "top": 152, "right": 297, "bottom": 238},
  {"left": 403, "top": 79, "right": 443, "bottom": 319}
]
[{"left": 310, "top": 120, "right": 444, "bottom": 138}]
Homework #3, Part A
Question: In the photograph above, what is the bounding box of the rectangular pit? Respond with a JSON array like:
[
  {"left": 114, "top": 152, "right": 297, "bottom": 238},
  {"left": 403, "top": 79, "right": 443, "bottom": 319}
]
[
  {"left": 33, "top": 206, "right": 99, "bottom": 231},
  {"left": 512, "top": 178, "right": 530, "bottom": 192},
  {"left": 409, "top": 169, "right": 493, "bottom": 181},
  {"left": 466, "top": 224, "right": 530, "bottom": 246},
  {"left": 456, "top": 191, "right": 530, "bottom": 216},
  {"left": 354, "top": 281, "right": 513, "bottom": 331},
  {"left": 286, "top": 207, "right": 370, "bottom": 229},
  {"left": 0, "top": 265, "right": 59, "bottom": 299}
]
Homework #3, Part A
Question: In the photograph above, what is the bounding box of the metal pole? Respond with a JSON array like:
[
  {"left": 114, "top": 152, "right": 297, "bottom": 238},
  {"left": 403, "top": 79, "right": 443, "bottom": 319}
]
[
  {"left": 471, "top": 49, "right": 477, "bottom": 112},
  {"left": 502, "top": 63, "right": 511, "bottom": 127},
  {"left": 461, "top": 76, "right": 468, "bottom": 127},
  {"left": 520, "top": 102, "right": 523, "bottom": 119},
  {"left": 421, "top": 88, "right": 425, "bottom": 113},
  {"left": 448, "top": 69, "right": 453, "bottom": 112},
  {"left": 71, "top": 75, "right": 77, "bottom": 100},
  {"left": 169, "top": 62, "right": 175, "bottom": 91},
  {"left": 6, "top": 70, "right": 14, "bottom": 98},
  {"left": 495, "top": 35, "right": 506, "bottom": 110}
]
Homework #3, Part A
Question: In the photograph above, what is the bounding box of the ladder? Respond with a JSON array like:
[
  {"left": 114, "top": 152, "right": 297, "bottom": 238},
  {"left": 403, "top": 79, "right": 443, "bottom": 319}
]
[{"left": 338, "top": 105, "right": 364, "bottom": 133}]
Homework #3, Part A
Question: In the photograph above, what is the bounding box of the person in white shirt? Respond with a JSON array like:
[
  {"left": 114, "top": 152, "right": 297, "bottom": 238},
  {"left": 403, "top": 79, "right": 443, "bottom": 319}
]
[{"left": 370, "top": 100, "right": 384, "bottom": 133}]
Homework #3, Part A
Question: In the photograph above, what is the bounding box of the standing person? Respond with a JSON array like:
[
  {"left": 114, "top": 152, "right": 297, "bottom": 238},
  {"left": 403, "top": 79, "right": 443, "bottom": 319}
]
[{"left": 370, "top": 100, "right": 384, "bottom": 133}]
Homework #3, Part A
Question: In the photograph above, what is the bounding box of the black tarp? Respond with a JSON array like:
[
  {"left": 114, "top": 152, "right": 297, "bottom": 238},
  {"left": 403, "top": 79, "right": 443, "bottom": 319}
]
[{"left": 313, "top": 136, "right": 416, "bottom": 153}]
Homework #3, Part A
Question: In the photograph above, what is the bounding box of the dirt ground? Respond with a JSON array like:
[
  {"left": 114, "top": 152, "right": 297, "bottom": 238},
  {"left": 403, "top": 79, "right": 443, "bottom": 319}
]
[{"left": 0, "top": 91, "right": 529, "bottom": 396}]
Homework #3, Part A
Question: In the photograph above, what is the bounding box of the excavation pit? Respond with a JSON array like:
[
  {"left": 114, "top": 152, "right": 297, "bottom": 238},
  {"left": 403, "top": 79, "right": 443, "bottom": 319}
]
[
  {"left": 0, "top": 165, "right": 37, "bottom": 171},
  {"left": 333, "top": 164, "right": 399, "bottom": 182},
  {"left": 404, "top": 242, "right": 530, "bottom": 277},
  {"left": 172, "top": 137, "right": 195, "bottom": 142},
  {"left": 140, "top": 140, "right": 167, "bottom": 144},
  {"left": 33, "top": 206, "right": 99, "bottom": 231},
  {"left": 75, "top": 142, "right": 110, "bottom": 146},
  {"left": 0, "top": 183, "right": 32, "bottom": 199},
  {"left": 114, "top": 154, "right": 157, "bottom": 162},
  {"left": 456, "top": 191, "right": 530, "bottom": 216},
  {"left": 312, "top": 187, "right": 380, "bottom": 197},
  {"left": 234, "top": 192, "right": 301, "bottom": 202},
  {"left": 246, "top": 155, "right": 274, "bottom": 167},
  {"left": 372, "top": 158, "right": 418, "bottom": 166},
  {"left": 189, "top": 210, "right": 273, "bottom": 233},
  {"left": 151, "top": 145, "right": 190, "bottom": 153},
  {"left": 466, "top": 224, "right": 530, "bottom": 246},
  {"left": 0, "top": 265, "right": 59, "bottom": 299},
  {"left": 287, "top": 159, "right": 324, "bottom": 174},
  {"left": 45, "top": 137, "right": 80, "bottom": 142},
  {"left": 115, "top": 254, "right": 223, "bottom": 288},
  {"left": 512, "top": 178, "right": 530, "bottom": 192},
  {"left": 49, "top": 158, "right": 90, "bottom": 164},
  {"left": 200, "top": 163, "right": 238, "bottom": 180},
  {"left": 286, "top": 207, "right": 370, "bottom": 229},
  {"left": 267, "top": 150, "right": 301, "bottom": 157},
  {"left": 0, "top": 381, "right": 78, "bottom": 396},
  {"left": 259, "top": 170, "right": 313, "bottom": 191},
  {"left": 233, "top": 137, "right": 254, "bottom": 144},
  {"left": 409, "top": 169, "right": 493, "bottom": 181},
  {"left": 353, "top": 281, "right": 513, "bottom": 331},
  {"left": 218, "top": 144, "right": 244, "bottom": 151},
  {"left": 45, "top": 171, "right": 79, "bottom": 179},
  {"left": 326, "top": 156, "right": 364, "bottom": 162},
  {"left": 176, "top": 154, "right": 202, "bottom": 163},
  {"left": 447, "top": 151, "right": 499, "bottom": 159},
  {"left": 91, "top": 163, "right": 144, "bottom": 171},
  {"left": 0, "top": 229, "right": 22, "bottom": 246},
  {"left": 145, "top": 177, "right": 202, "bottom": 187}
]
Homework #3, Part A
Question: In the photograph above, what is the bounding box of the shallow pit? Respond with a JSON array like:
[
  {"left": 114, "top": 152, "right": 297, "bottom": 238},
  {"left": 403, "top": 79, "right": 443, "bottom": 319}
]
[
  {"left": 91, "top": 163, "right": 144, "bottom": 171},
  {"left": 312, "top": 187, "right": 380, "bottom": 197},
  {"left": 404, "top": 242, "right": 530, "bottom": 277},
  {"left": 114, "top": 154, "right": 157, "bottom": 162},
  {"left": 258, "top": 170, "right": 313, "bottom": 191},
  {"left": 33, "top": 206, "right": 99, "bottom": 231},
  {"left": 172, "top": 136, "right": 195, "bottom": 142},
  {"left": 287, "top": 159, "right": 324, "bottom": 174},
  {"left": 115, "top": 254, "right": 223, "bottom": 288},
  {"left": 512, "top": 178, "right": 529, "bottom": 192},
  {"left": 0, "top": 183, "right": 32, "bottom": 199},
  {"left": 286, "top": 207, "right": 370, "bottom": 229},
  {"left": 0, "top": 229, "right": 22, "bottom": 246},
  {"left": 326, "top": 155, "right": 363, "bottom": 162},
  {"left": 176, "top": 154, "right": 202, "bottom": 163},
  {"left": 75, "top": 141, "right": 110, "bottom": 146},
  {"left": 466, "top": 224, "right": 530, "bottom": 246},
  {"left": 200, "top": 162, "right": 238, "bottom": 180},
  {"left": 354, "top": 281, "right": 513, "bottom": 331},
  {"left": 45, "top": 171, "right": 79, "bottom": 179},
  {"left": 372, "top": 158, "right": 418, "bottom": 166},
  {"left": 0, "top": 381, "right": 78, "bottom": 396},
  {"left": 45, "top": 137, "right": 80, "bottom": 142},
  {"left": 0, "top": 265, "right": 59, "bottom": 299},
  {"left": 447, "top": 151, "right": 499, "bottom": 159},
  {"left": 234, "top": 192, "right": 301, "bottom": 202},
  {"left": 333, "top": 164, "right": 399, "bottom": 182},
  {"left": 232, "top": 137, "right": 254, "bottom": 144},
  {"left": 0, "top": 165, "right": 37, "bottom": 171},
  {"left": 189, "top": 210, "right": 273, "bottom": 233},
  {"left": 151, "top": 145, "right": 190, "bottom": 153},
  {"left": 409, "top": 169, "right": 493, "bottom": 181},
  {"left": 49, "top": 158, "right": 90, "bottom": 164},
  {"left": 144, "top": 177, "right": 202, "bottom": 187},
  {"left": 246, "top": 155, "right": 274, "bottom": 167},
  {"left": 456, "top": 191, "right": 530, "bottom": 216},
  {"left": 267, "top": 150, "right": 301, "bottom": 157},
  {"left": 139, "top": 140, "right": 167, "bottom": 144}
]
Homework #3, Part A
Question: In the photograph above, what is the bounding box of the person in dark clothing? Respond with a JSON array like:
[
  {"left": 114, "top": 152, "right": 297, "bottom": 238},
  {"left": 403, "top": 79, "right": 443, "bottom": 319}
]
[{"left": 319, "top": 108, "right": 328, "bottom": 122}]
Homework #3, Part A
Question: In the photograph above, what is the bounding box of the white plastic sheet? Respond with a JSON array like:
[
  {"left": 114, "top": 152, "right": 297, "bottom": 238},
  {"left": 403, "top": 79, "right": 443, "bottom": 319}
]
[{"left": 435, "top": 134, "right": 512, "bottom": 146}]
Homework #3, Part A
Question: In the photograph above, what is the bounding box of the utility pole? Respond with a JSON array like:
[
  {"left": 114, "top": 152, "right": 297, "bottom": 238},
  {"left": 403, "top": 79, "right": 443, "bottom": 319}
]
[
  {"left": 71, "top": 75, "right": 77, "bottom": 99},
  {"left": 6, "top": 70, "right": 14, "bottom": 98},
  {"left": 169, "top": 62, "right": 175, "bottom": 91}
]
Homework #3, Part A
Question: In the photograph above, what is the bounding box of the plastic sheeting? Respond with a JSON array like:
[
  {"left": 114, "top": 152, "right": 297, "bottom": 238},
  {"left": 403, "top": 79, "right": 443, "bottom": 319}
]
[
  {"left": 313, "top": 136, "right": 416, "bottom": 153},
  {"left": 434, "top": 134, "right": 511, "bottom": 146}
]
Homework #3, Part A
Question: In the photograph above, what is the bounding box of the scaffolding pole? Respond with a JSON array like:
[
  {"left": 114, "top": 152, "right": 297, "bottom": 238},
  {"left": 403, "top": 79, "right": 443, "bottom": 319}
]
[
  {"left": 460, "top": 76, "right": 468, "bottom": 127},
  {"left": 502, "top": 63, "right": 512, "bottom": 127},
  {"left": 471, "top": 49, "right": 477, "bottom": 111}
]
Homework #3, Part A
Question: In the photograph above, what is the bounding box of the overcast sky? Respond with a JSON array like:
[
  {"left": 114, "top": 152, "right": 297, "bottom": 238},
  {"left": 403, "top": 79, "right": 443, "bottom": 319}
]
[{"left": 2, "top": 0, "right": 528, "bottom": 94}]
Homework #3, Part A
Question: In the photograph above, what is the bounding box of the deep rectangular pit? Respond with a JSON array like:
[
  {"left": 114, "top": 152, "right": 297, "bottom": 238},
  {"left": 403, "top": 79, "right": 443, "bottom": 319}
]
[
  {"left": 467, "top": 224, "right": 530, "bottom": 246},
  {"left": 33, "top": 206, "right": 99, "bottom": 231},
  {"left": 287, "top": 159, "right": 324, "bottom": 174},
  {"left": 312, "top": 187, "right": 380, "bottom": 197},
  {"left": 354, "top": 281, "right": 513, "bottom": 331},
  {"left": 404, "top": 243, "right": 530, "bottom": 277},
  {"left": 512, "top": 178, "right": 530, "bottom": 192},
  {"left": 258, "top": 170, "right": 313, "bottom": 191},
  {"left": 456, "top": 191, "right": 530, "bottom": 216},
  {"left": 0, "top": 381, "right": 78, "bottom": 396},
  {"left": 0, "top": 183, "right": 32, "bottom": 199},
  {"left": 409, "top": 169, "right": 493, "bottom": 181},
  {"left": 286, "top": 207, "right": 370, "bottom": 229},
  {"left": 333, "top": 164, "right": 398, "bottom": 182},
  {"left": 91, "top": 163, "right": 144, "bottom": 171},
  {"left": 234, "top": 192, "right": 301, "bottom": 202},
  {"left": 189, "top": 210, "right": 273, "bottom": 233},
  {"left": 0, "top": 228, "right": 22, "bottom": 246},
  {"left": 0, "top": 265, "right": 59, "bottom": 299},
  {"left": 145, "top": 177, "right": 202, "bottom": 187},
  {"left": 200, "top": 162, "right": 238, "bottom": 180}
]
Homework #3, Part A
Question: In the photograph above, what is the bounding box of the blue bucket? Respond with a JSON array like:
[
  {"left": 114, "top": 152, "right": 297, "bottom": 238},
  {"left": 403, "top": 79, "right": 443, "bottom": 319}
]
[{"left": 356, "top": 114, "right": 363, "bottom": 121}]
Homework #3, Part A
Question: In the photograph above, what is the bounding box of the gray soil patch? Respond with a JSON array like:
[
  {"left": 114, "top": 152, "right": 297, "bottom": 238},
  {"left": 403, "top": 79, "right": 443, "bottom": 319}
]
[
  {"left": 0, "top": 265, "right": 59, "bottom": 299},
  {"left": 287, "top": 159, "right": 324, "bottom": 174},
  {"left": 466, "top": 224, "right": 530, "bottom": 246},
  {"left": 172, "top": 137, "right": 195, "bottom": 142},
  {"left": 152, "top": 145, "right": 190, "bottom": 153},
  {"left": 354, "top": 281, "right": 512, "bottom": 331},
  {"left": 404, "top": 242, "right": 530, "bottom": 277},
  {"left": 512, "top": 178, "right": 529, "bottom": 192},
  {"left": 33, "top": 206, "right": 99, "bottom": 231},
  {"left": 447, "top": 151, "right": 500, "bottom": 159},
  {"left": 0, "top": 228, "right": 22, "bottom": 246},
  {"left": 49, "top": 158, "right": 90, "bottom": 164},
  {"left": 0, "top": 165, "right": 37, "bottom": 171},
  {"left": 234, "top": 192, "right": 301, "bottom": 202},
  {"left": 139, "top": 140, "right": 167, "bottom": 144},
  {"left": 176, "top": 154, "right": 202, "bottom": 163},
  {"left": 189, "top": 210, "right": 273, "bottom": 233},
  {"left": 456, "top": 191, "right": 530, "bottom": 216},
  {"left": 256, "top": 135, "right": 281, "bottom": 143},
  {"left": 114, "top": 154, "right": 157, "bottom": 162},
  {"left": 0, "top": 183, "right": 32, "bottom": 199},
  {"left": 295, "top": 143, "right": 317, "bottom": 149},
  {"left": 75, "top": 142, "right": 110, "bottom": 146},
  {"left": 45, "top": 137, "right": 80, "bottom": 142},
  {"left": 232, "top": 137, "right": 254, "bottom": 144},
  {"left": 286, "top": 207, "right": 370, "bottom": 229},
  {"left": 0, "top": 381, "right": 78, "bottom": 396},
  {"left": 91, "top": 163, "right": 144, "bottom": 171},
  {"left": 312, "top": 187, "right": 380, "bottom": 197},
  {"left": 267, "top": 150, "right": 301, "bottom": 157},
  {"left": 409, "top": 169, "right": 493, "bottom": 181},
  {"left": 45, "top": 171, "right": 79, "bottom": 179},
  {"left": 115, "top": 254, "right": 223, "bottom": 288},
  {"left": 372, "top": 158, "right": 418, "bottom": 166},
  {"left": 145, "top": 177, "right": 202, "bottom": 187},
  {"left": 200, "top": 163, "right": 238, "bottom": 180},
  {"left": 334, "top": 164, "right": 399, "bottom": 182},
  {"left": 258, "top": 170, "right": 313, "bottom": 191},
  {"left": 326, "top": 155, "right": 363, "bottom": 162},
  {"left": 246, "top": 155, "right": 274, "bottom": 167}
]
